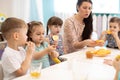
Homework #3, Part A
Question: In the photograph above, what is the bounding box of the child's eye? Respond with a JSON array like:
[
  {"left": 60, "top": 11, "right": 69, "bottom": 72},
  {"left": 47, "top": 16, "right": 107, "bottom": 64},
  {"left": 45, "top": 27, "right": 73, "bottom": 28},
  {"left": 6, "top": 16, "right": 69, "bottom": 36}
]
[
  {"left": 37, "top": 34, "right": 40, "bottom": 35},
  {"left": 114, "top": 26, "right": 117, "bottom": 29},
  {"left": 54, "top": 25, "right": 58, "bottom": 27}
]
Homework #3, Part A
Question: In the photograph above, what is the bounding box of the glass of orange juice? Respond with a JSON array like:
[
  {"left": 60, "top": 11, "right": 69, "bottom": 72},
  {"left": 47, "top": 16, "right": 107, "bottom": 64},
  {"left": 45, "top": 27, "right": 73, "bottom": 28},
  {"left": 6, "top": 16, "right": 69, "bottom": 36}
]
[{"left": 30, "top": 62, "right": 42, "bottom": 79}]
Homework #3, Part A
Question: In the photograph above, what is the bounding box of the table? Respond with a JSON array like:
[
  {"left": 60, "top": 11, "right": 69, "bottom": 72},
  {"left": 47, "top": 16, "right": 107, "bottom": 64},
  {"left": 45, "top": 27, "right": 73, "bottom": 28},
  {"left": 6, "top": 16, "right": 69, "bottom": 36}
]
[{"left": 13, "top": 47, "right": 120, "bottom": 80}]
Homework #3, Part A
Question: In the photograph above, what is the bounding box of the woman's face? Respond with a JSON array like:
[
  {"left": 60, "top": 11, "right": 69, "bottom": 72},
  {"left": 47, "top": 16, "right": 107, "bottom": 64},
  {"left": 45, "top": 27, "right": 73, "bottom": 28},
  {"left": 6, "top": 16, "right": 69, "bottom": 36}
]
[{"left": 77, "top": 1, "right": 92, "bottom": 18}]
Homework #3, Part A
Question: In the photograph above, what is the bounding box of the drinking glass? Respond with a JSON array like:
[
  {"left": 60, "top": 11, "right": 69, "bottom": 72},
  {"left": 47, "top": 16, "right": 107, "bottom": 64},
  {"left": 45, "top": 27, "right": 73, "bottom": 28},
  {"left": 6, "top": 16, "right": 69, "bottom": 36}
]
[{"left": 30, "top": 62, "right": 42, "bottom": 79}]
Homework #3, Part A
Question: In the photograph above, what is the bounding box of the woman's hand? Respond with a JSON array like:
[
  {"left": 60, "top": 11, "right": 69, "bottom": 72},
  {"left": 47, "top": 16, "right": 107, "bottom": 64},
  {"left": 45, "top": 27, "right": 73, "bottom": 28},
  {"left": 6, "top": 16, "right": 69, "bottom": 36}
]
[
  {"left": 84, "top": 39, "right": 96, "bottom": 47},
  {"left": 95, "top": 40, "right": 105, "bottom": 46}
]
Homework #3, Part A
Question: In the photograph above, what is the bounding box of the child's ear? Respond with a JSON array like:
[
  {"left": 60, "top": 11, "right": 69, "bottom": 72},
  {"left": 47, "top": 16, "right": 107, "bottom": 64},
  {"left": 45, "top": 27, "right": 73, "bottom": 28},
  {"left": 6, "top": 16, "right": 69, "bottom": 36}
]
[{"left": 13, "top": 32, "right": 19, "bottom": 40}]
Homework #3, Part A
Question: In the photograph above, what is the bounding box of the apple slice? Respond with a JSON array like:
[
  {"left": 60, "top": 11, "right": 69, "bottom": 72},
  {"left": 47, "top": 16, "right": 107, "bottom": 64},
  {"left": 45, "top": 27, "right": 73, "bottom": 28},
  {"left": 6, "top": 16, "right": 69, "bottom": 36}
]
[{"left": 52, "top": 35, "right": 59, "bottom": 41}]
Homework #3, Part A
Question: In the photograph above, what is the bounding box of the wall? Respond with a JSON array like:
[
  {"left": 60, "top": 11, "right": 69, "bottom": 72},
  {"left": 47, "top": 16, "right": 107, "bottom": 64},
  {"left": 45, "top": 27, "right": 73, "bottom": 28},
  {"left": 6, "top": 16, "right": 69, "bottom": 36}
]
[{"left": 0, "top": 0, "right": 30, "bottom": 22}]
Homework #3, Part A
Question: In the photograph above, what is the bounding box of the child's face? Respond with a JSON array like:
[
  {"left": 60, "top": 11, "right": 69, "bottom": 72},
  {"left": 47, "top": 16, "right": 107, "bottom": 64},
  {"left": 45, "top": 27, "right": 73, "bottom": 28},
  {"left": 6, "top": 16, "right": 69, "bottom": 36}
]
[
  {"left": 49, "top": 25, "right": 61, "bottom": 35},
  {"left": 18, "top": 27, "right": 28, "bottom": 46},
  {"left": 109, "top": 22, "right": 120, "bottom": 32},
  {"left": 30, "top": 26, "right": 45, "bottom": 44}
]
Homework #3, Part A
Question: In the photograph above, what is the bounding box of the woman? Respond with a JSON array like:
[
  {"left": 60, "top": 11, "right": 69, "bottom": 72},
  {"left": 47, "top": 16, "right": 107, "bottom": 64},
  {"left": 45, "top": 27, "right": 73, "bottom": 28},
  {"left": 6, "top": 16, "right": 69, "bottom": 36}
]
[{"left": 63, "top": 0, "right": 101, "bottom": 53}]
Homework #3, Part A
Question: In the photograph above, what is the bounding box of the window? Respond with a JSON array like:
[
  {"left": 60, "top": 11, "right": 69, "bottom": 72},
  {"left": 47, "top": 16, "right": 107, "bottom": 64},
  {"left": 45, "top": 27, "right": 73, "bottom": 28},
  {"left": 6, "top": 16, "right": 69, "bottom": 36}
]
[
  {"left": 54, "top": 0, "right": 120, "bottom": 13},
  {"left": 92, "top": 0, "right": 120, "bottom": 13},
  {"left": 54, "top": 0, "right": 77, "bottom": 13}
]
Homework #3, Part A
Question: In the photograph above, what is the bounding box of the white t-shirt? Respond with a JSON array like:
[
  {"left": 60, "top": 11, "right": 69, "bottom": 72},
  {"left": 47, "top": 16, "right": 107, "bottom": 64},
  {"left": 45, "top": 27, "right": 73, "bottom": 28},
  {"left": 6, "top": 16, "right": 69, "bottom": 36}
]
[{"left": 1, "top": 46, "right": 26, "bottom": 80}]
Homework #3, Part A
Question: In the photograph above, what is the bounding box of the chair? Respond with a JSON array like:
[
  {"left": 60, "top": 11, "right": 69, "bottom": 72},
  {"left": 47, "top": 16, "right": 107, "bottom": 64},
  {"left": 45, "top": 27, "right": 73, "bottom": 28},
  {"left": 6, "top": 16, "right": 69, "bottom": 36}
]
[
  {"left": 0, "top": 61, "right": 4, "bottom": 80},
  {"left": 0, "top": 41, "right": 7, "bottom": 60}
]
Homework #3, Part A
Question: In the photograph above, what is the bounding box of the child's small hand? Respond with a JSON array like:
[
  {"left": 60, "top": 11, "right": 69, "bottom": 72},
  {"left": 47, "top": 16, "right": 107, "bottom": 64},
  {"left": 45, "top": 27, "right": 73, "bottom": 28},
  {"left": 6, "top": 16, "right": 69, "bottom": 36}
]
[
  {"left": 53, "top": 40, "right": 58, "bottom": 46},
  {"left": 26, "top": 41, "right": 35, "bottom": 55},
  {"left": 50, "top": 51, "right": 59, "bottom": 58},
  {"left": 44, "top": 37, "right": 50, "bottom": 43},
  {"left": 46, "top": 45, "right": 56, "bottom": 53},
  {"left": 113, "top": 59, "right": 120, "bottom": 71},
  {"left": 111, "top": 31, "right": 118, "bottom": 38},
  {"left": 103, "top": 59, "right": 113, "bottom": 66}
]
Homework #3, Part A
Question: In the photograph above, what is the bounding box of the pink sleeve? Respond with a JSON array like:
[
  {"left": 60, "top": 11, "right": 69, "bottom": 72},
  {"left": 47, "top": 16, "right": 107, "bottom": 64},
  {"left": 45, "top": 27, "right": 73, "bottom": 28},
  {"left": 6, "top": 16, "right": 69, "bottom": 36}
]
[{"left": 63, "top": 18, "right": 79, "bottom": 53}]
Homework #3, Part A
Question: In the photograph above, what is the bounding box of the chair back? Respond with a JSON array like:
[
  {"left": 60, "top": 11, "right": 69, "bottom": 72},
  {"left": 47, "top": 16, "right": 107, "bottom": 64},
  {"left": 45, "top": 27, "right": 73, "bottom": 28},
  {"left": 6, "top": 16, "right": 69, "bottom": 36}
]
[{"left": 0, "top": 62, "right": 4, "bottom": 80}]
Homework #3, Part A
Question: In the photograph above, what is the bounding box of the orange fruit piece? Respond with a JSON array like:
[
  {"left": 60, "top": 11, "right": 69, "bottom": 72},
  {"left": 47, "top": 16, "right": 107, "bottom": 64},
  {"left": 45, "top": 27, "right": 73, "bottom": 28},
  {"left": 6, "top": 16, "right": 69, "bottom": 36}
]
[
  {"left": 96, "top": 40, "right": 104, "bottom": 43},
  {"left": 94, "top": 49, "right": 111, "bottom": 57},
  {"left": 106, "top": 30, "right": 112, "bottom": 34},
  {"left": 115, "top": 55, "right": 120, "bottom": 61}
]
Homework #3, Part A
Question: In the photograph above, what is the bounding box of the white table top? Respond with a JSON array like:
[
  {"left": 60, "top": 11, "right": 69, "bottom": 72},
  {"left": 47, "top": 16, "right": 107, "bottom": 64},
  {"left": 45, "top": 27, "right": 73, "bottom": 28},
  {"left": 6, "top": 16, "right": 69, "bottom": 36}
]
[{"left": 13, "top": 47, "right": 120, "bottom": 80}]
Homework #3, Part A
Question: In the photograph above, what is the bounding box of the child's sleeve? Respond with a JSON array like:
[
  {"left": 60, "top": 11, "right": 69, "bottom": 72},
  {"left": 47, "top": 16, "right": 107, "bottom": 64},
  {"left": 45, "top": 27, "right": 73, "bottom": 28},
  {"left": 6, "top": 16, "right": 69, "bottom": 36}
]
[
  {"left": 2, "top": 56, "right": 21, "bottom": 73},
  {"left": 118, "top": 71, "right": 120, "bottom": 80}
]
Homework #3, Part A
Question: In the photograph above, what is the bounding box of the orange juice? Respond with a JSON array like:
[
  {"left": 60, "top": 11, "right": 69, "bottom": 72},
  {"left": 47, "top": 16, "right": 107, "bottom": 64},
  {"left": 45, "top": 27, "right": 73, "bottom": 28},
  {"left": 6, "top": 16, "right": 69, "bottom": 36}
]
[
  {"left": 86, "top": 51, "right": 93, "bottom": 59},
  {"left": 30, "top": 71, "right": 41, "bottom": 78}
]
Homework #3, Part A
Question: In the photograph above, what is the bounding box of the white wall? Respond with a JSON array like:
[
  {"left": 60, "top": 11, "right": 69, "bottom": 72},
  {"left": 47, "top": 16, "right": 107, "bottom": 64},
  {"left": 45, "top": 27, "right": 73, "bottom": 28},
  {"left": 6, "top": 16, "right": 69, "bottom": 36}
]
[
  {"left": 0, "top": 0, "right": 30, "bottom": 22},
  {"left": 0, "top": 0, "right": 14, "bottom": 17}
]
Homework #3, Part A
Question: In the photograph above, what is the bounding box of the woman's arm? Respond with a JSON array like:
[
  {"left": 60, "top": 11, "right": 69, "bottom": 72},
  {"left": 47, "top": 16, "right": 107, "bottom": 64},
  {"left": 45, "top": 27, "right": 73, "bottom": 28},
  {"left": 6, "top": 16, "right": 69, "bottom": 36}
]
[
  {"left": 99, "top": 31, "right": 107, "bottom": 41},
  {"left": 73, "top": 39, "right": 97, "bottom": 49},
  {"left": 64, "top": 18, "right": 85, "bottom": 50}
]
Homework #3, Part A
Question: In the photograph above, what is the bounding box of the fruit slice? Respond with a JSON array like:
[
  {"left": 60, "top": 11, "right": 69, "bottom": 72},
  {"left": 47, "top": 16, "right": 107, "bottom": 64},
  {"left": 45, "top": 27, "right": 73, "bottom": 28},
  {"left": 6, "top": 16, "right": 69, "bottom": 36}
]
[
  {"left": 106, "top": 30, "right": 112, "bottom": 34},
  {"left": 52, "top": 58, "right": 61, "bottom": 64},
  {"left": 115, "top": 55, "right": 120, "bottom": 61},
  {"left": 96, "top": 40, "right": 104, "bottom": 43},
  {"left": 52, "top": 35, "right": 59, "bottom": 41},
  {"left": 94, "top": 49, "right": 111, "bottom": 57}
]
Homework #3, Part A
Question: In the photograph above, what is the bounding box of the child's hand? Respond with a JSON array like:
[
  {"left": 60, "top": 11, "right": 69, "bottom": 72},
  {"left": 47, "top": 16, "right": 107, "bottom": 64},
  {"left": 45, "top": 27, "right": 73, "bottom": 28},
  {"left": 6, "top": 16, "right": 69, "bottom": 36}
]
[
  {"left": 50, "top": 51, "right": 59, "bottom": 58},
  {"left": 26, "top": 41, "right": 35, "bottom": 55},
  {"left": 111, "top": 31, "right": 118, "bottom": 38},
  {"left": 113, "top": 59, "right": 120, "bottom": 71},
  {"left": 44, "top": 37, "right": 50, "bottom": 43},
  {"left": 46, "top": 45, "right": 56, "bottom": 53},
  {"left": 53, "top": 40, "right": 58, "bottom": 46},
  {"left": 103, "top": 59, "right": 113, "bottom": 66}
]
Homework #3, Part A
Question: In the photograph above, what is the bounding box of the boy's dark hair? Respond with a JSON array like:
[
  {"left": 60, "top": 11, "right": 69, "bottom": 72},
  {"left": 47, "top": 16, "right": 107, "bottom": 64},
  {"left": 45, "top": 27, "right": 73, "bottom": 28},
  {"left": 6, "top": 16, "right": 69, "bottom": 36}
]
[
  {"left": 76, "top": 0, "right": 93, "bottom": 40},
  {"left": 109, "top": 17, "right": 120, "bottom": 23},
  {"left": 109, "top": 17, "right": 120, "bottom": 29},
  {"left": 27, "top": 21, "right": 43, "bottom": 41},
  {"left": 1, "top": 17, "right": 27, "bottom": 40},
  {"left": 46, "top": 16, "right": 63, "bottom": 35}
]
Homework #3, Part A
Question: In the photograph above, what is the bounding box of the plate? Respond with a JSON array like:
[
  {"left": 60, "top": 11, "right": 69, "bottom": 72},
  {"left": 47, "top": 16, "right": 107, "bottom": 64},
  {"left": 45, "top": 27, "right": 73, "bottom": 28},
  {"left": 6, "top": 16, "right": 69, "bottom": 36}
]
[{"left": 93, "top": 48, "right": 111, "bottom": 57}]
